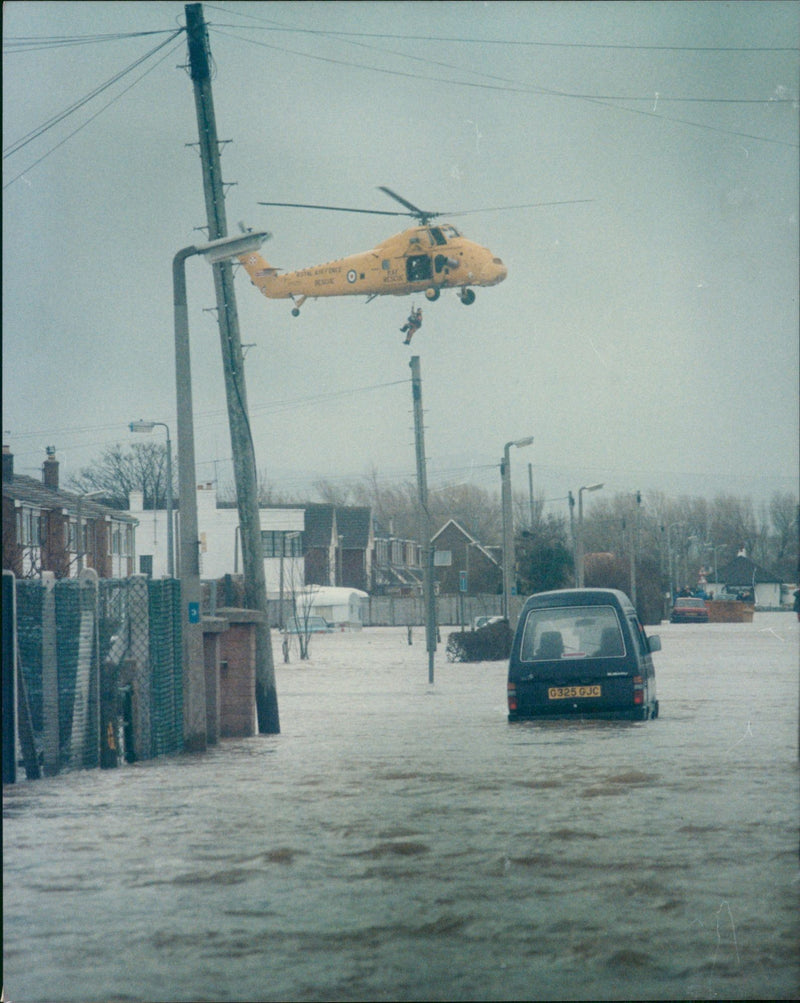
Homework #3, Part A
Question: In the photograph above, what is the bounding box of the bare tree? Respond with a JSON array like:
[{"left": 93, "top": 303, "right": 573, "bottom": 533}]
[
  {"left": 68, "top": 442, "right": 172, "bottom": 510},
  {"left": 313, "top": 478, "right": 356, "bottom": 507},
  {"left": 709, "top": 494, "right": 757, "bottom": 556},
  {"left": 768, "top": 492, "right": 799, "bottom": 577}
]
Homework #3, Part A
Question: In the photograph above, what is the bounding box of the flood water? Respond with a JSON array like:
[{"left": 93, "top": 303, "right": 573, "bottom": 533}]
[{"left": 3, "top": 613, "right": 798, "bottom": 1001}]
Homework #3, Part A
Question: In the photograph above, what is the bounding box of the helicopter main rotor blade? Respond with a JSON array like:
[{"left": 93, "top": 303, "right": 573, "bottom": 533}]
[
  {"left": 258, "top": 200, "right": 407, "bottom": 217},
  {"left": 443, "top": 199, "right": 595, "bottom": 217},
  {"left": 257, "top": 195, "right": 593, "bottom": 223},
  {"left": 377, "top": 186, "right": 437, "bottom": 221}
]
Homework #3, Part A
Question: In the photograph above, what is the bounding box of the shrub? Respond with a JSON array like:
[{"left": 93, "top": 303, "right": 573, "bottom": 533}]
[{"left": 446, "top": 619, "right": 512, "bottom": 662}]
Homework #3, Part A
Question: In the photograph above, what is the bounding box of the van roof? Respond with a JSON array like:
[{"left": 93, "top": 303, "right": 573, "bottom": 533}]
[{"left": 520, "top": 588, "right": 634, "bottom": 612}]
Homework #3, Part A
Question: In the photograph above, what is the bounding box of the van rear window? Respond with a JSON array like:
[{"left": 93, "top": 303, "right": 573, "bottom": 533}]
[{"left": 519, "top": 605, "right": 625, "bottom": 661}]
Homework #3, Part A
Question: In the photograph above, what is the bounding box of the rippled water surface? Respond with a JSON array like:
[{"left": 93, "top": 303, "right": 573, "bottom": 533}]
[{"left": 3, "top": 614, "right": 799, "bottom": 1001}]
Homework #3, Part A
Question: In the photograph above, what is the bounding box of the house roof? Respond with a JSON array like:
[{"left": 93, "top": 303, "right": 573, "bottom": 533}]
[
  {"left": 335, "top": 506, "right": 372, "bottom": 549},
  {"left": 2, "top": 474, "right": 137, "bottom": 524},
  {"left": 303, "top": 504, "right": 336, "bottom": 547},
  {"left": 714, "top": 555, "right": 781, "bottom": 585}
]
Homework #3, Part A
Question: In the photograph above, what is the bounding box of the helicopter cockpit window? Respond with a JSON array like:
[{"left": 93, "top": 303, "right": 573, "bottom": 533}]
[
  {"left": 428, "top": 227, "right": 448, "bottom": 247},
  {"left": 441, "top": 225, "right": 461, "bottom": 239}
]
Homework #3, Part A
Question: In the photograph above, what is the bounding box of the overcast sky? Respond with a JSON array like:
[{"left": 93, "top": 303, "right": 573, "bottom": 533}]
[{"left": 3, "top": 1, "right": 798, "bottom": 518}]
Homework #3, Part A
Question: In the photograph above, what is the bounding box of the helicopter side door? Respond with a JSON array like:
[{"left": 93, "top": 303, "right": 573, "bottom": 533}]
[
  {"left": 405, "top": 253, "right": 432, "bottom": 283},
  {"left": 404, "top": 227, "right": 452, "bottom": 284}
]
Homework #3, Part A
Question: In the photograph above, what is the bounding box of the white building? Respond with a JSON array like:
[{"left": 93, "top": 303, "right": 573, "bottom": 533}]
[{"left": 127, "top": 484, "right": 305, "bottom": 597}]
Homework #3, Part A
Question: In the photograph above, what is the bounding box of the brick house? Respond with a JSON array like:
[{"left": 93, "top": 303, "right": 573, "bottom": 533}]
[
  {"left": 431, "top": 519, "right": 502, "bottom": 596},
  {"left": 2, "top": 446, "right": 137, "bottom": 579}
]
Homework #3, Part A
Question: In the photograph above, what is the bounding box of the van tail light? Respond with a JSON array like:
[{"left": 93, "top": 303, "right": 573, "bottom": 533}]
[
  {"left": 507, "top": 682, "right": 517, "bottom": 712},
  {"left": 633, "top": 675, "right": 644, "bottom": 705}
]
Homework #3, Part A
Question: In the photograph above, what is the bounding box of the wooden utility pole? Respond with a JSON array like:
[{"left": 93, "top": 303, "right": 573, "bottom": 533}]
[
  {"left": 409, "top": 356, "right": 436, "bottom": 683},
  {"left": 185, "top": 3, "right": 279, "bottom": 733}
]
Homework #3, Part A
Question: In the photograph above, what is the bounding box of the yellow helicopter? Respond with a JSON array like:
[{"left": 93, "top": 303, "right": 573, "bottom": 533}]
[{"left": 238, "top": 187, "right": 586, "bottom": 317}]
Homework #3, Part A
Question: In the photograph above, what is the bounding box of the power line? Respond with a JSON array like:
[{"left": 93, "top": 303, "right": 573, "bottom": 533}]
[
  {"left": 5, "top": 378, "right": 411, "bottom": 443},
  {"left": 4, "top": 28, "right": 184, "bottom": 160},
  {"left": 212, "top": 19, "right": 796, "bottom": 105},
  {"left": 211, "top": 27, "right": 798, "bottom": 148},
  {"left": 2, "top": 32, "right": 185, "bottom": 190},
  {"left": 3, "top": 29, "right": 183, "bottom": 53},
  {"left": 203, "top": 8, "right": 796, "bottom": 53}
]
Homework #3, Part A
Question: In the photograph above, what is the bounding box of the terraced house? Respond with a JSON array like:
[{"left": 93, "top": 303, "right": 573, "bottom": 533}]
[{"left": 2, "top": 446, "right": 137, "bottom": 579}]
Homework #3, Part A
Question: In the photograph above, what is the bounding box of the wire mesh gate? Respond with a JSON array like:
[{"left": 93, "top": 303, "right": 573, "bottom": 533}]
[{"left": 12, "top": 574, "right": 182, "bottom": 779}]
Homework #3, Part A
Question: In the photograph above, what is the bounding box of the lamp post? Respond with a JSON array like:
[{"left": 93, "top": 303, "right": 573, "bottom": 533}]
[
  {"left": 666, "top": 521, "right": 686, "bottom": 602},
  {"left": 709, "top": 543, "right": 726, "bottom": 584},
  {"left": 461, "top": 539, "right": 480, "bottom": 631},
  {"left": 576, "top": 482, "right": 604, "bottom": 588},
  {"left": 279, "top": 531, "right": 300, "bottom": 630},
  {"left": 129, "top": 419, "right": 174, "bottom": 577},
  {"left": 630, "top": 490, "right": 642, "bottom": 608},
  {"left": 568, "top": 491, "right": 576, "bottom": 575},
  {"left": 501, "top": 436, "right": 534, "bottom": 622},
  {"left": 173, "top": 229, "right": 270, "bottom": 752}
]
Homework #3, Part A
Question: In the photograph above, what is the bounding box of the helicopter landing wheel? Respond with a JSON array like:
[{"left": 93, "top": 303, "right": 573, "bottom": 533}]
[
  {"left": 424, "top": 287, "right": 440, "bottom": 302},
  {"left": 291, "top": 308, "right": 300, "bottom": 317},
  {"left": 460, "top": 288, "right": 476, "bottom": 305}
]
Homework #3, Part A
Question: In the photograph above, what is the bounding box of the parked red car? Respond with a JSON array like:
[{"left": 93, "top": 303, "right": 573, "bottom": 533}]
[{"left": 670, "top": 597, "right": 709, "bottom": 623}]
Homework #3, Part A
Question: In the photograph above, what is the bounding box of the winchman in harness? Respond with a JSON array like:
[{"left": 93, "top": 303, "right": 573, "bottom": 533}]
[{"left": 400, "top": 305, "right": 422, "bottom": 345}]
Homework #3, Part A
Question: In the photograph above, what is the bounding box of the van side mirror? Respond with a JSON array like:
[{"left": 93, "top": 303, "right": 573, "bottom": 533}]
[{"left": 648, "top": 635, "right": 661, "bottom": 653}]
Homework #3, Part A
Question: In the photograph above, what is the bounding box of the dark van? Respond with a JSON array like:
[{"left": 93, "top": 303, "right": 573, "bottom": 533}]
[{"left": 507, "top": 589, "right": 660, "bottom": 721}]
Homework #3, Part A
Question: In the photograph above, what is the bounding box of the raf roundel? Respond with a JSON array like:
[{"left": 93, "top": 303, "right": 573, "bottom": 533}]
[{"left": 347, "top": 269, "right": 358, "bottom": 283}]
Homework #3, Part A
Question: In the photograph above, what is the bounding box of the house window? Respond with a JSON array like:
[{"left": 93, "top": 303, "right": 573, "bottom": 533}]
[
  {"left": 68, "top": 519, "right": 88, "bottom": 554},
  {"left": 261, "top": 530, "right": 303, "bottom": 558},
  {"left": 18, "top": 507, "right": 42, "bottom": 546}
]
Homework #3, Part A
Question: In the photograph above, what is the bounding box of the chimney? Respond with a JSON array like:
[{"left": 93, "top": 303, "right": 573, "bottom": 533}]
[
  {"left": 2, "top": 445, "right": 13, "bottom": 484},
  {"left": 42, "top": 445, "right": 59, "bottom": 490}
]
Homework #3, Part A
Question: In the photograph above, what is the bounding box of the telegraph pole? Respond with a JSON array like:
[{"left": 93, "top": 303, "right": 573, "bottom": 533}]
[
  {"left": 409, "top": 356, "right": 436, "bottom": 683},
  {"left": 185, "top": 3, "right": 279, "bottom": 733}
]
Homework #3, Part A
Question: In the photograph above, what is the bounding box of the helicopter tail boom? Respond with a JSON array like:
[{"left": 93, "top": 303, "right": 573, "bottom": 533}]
[{"left": 238, "top": 251, "right": 283, "bottom": 299}]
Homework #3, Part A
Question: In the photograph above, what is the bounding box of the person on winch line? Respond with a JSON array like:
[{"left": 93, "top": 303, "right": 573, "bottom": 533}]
[{"left": 400, "top": 305, "right": 422, "bottom": 344}]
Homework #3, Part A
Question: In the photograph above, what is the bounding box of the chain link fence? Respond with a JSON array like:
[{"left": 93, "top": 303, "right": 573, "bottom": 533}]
[
  {"left": 202, "top": 576, "right": 507, "bottom": 629},
  {"left": 11, "top": 574, "right": 182, "bottom": 780}
]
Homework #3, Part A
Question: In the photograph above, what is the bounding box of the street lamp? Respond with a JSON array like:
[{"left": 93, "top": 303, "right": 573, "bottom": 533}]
[
  {"left": 173, "top": 229, "right": 270, "bottom": 752},
  {"left": 706, "top": 542, "right": 726, "bottom": 583},
  {"left": 279, "top": 531, "right": 300, "bottom": 630},
  {"left": 666, "top": 521, "right": 686, "bottom": 602},
  {"left": 501, "top": 436, "right": 534, "bottom": 622},
  {"left": 576, "top": 482, "right": 604, "bottom": 588},
  {"left": 129, "top": 419, "right": 174, "bottom": 577}
]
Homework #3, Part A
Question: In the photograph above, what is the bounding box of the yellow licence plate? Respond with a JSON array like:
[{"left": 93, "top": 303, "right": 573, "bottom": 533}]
[{"left": 548, "top": 685, "right": 602, "bottom": 700}]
